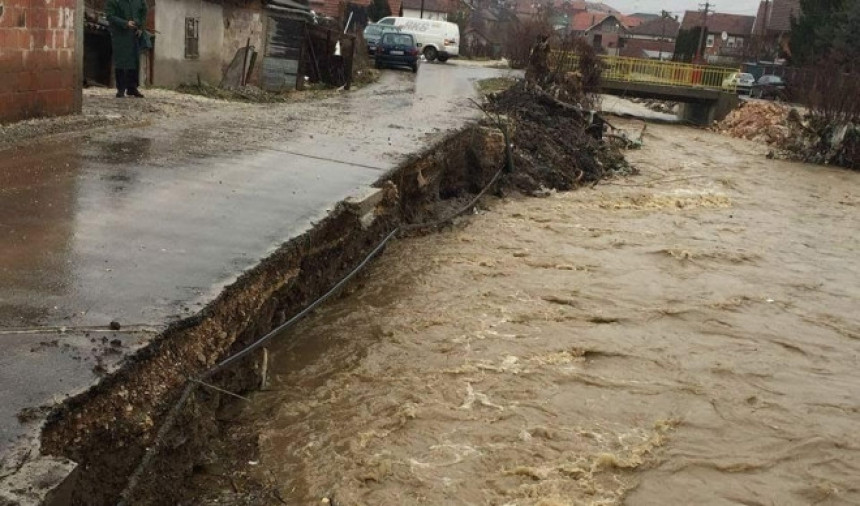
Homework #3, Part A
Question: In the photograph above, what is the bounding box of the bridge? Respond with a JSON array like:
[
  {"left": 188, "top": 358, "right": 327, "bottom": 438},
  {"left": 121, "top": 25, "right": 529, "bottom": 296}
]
[{"left": 554, "top": 55, "right": 741, "bottom": 124}]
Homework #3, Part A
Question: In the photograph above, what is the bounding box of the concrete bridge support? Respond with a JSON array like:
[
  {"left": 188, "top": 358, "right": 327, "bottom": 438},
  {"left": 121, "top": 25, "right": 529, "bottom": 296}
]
[
  {"left": 600, "top": 80, "right": 739, "bottom": 126},
  {"left": 679, "top": 93, "right": 739, "bottom": 125}
]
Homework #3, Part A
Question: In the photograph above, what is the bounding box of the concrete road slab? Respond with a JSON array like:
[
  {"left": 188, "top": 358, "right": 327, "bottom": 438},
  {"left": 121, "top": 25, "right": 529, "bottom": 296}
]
[{"left": 0, "top": 63, "right": 515, "bottom": 461}]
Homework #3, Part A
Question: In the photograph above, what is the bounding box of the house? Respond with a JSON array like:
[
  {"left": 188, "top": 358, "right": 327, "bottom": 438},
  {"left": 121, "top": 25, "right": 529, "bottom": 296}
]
[
  {"left": 400, "top": 0, "right": 454, "bottom": 20},
  {"left": 81, "top": 0, "right": 320, "bottom": 89},
  {"left": 625, "top": 12, "right": 660, "bottom": 24},
  {"left": 464, "top": 26, "right": 502, "bottom": 57},
  {"left": 572, "top": 12, "right": 628, "bottom": 55},
  {"left": 463, "top": 3, "right": 512, "bottom": 57},
  {"left": 626, "top": 14, "right": 680, "bottom": 42},
  {"left": 680, "top": 10, "right": 756, "bottom": 64},
  {"left": 620, "top": 14, "right": 679, "bottom": 60},
  {"left": 0, "top": 0, "right": 83, "bottom": 123},
  {"left": 619, "top": 38, "right": 675, "bottom": 60},
  {"left": 752, "top": 0, "right": 800, "bottom": 60}
]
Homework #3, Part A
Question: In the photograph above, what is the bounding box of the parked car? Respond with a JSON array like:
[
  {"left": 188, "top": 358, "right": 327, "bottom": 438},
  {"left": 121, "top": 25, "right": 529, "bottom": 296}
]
[
  {"left": 722, "top": 72, "right": 755, "bottom": 94},
  {"left": 363, "top": 23, "right": 400, "bottom": 55},
  {"left": 751, "top": 75, "right": 787, "bottom": 100},
  {"left": 375, "top": 32, "right": 420, "bottom": 73},
  {"left": 376, "top": 16, "right": 459, "bottom": 62}
]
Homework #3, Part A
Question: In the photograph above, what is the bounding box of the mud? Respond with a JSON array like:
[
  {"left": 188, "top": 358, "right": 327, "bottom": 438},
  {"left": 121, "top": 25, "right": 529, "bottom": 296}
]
[{"left": 198, "top": 121, "right": 860, "bottom": 505}]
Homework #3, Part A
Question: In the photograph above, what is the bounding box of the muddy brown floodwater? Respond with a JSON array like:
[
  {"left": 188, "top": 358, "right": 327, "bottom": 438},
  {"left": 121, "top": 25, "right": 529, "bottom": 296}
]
[{"left": 209, "top": 120, "right": 860, "bottom": 505}]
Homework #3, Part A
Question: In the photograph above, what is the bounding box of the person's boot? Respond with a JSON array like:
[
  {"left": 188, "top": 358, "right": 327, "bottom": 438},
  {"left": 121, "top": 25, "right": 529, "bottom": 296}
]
[
  {"left": 116, "top": 91, "right": 125, "bottom": 98},
  {"left": 128, "top": 89, "right": 144, "bottom": 98}
]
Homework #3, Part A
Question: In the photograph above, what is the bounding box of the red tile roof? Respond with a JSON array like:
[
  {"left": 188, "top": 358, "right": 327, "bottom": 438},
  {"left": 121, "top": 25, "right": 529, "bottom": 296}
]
[
  {"left": 620, "top": 37, "right": 675, "bottom": 58},
  {"left": 514, "top": 0, "right": 538, "bottom": 16},
  {"left": 630, "top": 15, "right": 680, "bottom": 37},
  {"left": 754, "top": 0, "right": 800, "bottom": 34},
  {"left": 622, "top": 15, "right": 643, "bottom": 28},
  {"left": 680, "top": 10, "right": 756, "bottom": 36},
  {"left": 571, "top": 11, "right": 608, "bottom": 31}
]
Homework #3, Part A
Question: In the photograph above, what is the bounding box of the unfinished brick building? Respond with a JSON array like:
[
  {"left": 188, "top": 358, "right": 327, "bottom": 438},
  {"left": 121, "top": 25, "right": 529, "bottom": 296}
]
[{"left": 0, "top": 0, "right": 83, "bottom": 123}]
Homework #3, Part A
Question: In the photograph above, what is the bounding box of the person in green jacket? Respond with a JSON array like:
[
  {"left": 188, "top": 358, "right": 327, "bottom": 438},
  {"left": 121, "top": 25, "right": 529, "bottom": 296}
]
[{"left": 106, "top": 0, "right": 147, "bottom": 98}]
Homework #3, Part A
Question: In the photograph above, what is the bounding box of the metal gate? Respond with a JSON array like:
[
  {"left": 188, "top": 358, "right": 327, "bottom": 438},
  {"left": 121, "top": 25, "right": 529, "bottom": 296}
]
[{"left": 262, "top": 14, "right": 305, "bottom": 92}]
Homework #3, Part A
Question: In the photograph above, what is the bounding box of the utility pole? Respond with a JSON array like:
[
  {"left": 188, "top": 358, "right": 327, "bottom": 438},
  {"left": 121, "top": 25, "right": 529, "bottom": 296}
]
[
  {"left": 420, "top": 0, "right": 425, "bottom": 18},
  {"left": 758, "top": 0, "right": 770, "bottom": 61},
  {"left": 696, "top": 1, "right": 712, "bottom": 63},
  {"left": 659, "top": 10, "right": 670, "bottom": 61}
]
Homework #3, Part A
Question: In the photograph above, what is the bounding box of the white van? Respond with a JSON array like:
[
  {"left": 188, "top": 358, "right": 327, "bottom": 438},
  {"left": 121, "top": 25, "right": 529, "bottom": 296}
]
[{"left": 376, "top": 17, "right": 459, "bottom": 62}]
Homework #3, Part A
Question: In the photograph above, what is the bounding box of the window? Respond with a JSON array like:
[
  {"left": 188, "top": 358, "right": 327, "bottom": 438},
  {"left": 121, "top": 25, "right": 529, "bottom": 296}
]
[
  {"left": 185, "top": 17, "right": 200, "bottom": 59},
  {"left": 736, "top": 37, "right": 744, "bottom": 47},
  {"left": 383, "top": 33, "right": 414, "bottom": 46},
  {"left": 706, "top": 34, "right": 714, "bottom": 48},
  {"left": 726, "top": 36, "right": 736, "bottom": 48}
]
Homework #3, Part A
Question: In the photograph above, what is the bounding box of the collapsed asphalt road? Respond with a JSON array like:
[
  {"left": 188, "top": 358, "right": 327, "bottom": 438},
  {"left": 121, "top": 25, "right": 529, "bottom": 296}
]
[{"left": 0, "top": 62, "right": 515, "bottom": 502}]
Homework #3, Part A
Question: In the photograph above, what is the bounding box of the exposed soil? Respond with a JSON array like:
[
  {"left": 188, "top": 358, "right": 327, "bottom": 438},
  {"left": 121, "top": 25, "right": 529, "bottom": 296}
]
[{"left": 185, "top": 120, "right": 860, "bottom": 505}]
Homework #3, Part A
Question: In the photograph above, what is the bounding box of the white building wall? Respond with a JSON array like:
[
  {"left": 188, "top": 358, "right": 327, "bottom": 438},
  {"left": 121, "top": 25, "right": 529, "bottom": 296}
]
[{"left": 154, "top": 0, "right": 224, "bottom": 86}]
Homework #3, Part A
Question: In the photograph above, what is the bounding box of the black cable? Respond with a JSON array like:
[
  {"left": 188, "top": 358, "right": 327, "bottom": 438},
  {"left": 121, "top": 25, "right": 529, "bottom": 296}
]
[{"left": 203, "top": 227, "right": 398, "bottom": 379}]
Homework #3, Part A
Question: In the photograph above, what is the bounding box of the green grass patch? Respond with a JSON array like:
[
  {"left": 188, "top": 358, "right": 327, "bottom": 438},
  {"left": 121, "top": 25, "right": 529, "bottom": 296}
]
[{"left": 476, "top": 77, "right": 518, "bottom": 96}]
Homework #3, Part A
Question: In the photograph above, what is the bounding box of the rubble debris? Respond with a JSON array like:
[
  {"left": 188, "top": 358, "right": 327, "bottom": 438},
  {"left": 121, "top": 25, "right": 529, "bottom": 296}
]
[
  {"left": 109, "top": 321, "right": 122, "bottom": 331},
  {"left": 716, "top": 101, "right": 858, "bottom": 170},
  {"left": 486, "top": 80, "right": 634, "bottom": 194},
  {"left": 481, "top": 36, "right": 632, "bottom": 194},
  {"left": 715, "top": 101, "right": 791, "bottom": 145}
]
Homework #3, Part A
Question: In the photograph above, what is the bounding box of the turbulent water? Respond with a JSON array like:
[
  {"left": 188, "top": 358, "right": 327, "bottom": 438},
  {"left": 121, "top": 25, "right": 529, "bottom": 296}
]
[{"left": 234, "top": 121, "right": 860, "bottom": 505}]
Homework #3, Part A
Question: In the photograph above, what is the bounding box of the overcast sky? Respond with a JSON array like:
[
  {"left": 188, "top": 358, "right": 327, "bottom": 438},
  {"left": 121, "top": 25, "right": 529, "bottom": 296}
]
[{"left": 606, "top": 0, "right": 759, "bottom": 17}]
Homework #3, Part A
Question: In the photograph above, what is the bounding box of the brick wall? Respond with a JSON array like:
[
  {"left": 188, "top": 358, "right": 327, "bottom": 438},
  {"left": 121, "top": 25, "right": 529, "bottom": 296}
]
[{"left": 0, "top": 0, "right": 82, "bottom": 124}]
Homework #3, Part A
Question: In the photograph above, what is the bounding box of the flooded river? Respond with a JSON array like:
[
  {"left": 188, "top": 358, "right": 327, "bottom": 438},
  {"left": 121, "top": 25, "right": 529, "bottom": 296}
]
[{"left": 221, "top": 121, "right": 860, "bottom": 505}]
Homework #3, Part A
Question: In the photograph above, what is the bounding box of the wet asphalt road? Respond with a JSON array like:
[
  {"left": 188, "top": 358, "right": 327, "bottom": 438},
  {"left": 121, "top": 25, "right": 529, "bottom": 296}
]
[{"left": 0, "top": 62, "right": 515, "bottom": 459}]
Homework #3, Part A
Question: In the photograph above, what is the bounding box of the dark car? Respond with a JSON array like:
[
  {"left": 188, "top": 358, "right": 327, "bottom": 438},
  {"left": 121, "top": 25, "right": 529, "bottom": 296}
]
[
  {"left": 375, "top": 32, "right": 419, "bottom": 73},
  {"left": 751, "top": 75, "right": 787, "bottom": 100},
  {"left": 363, "top": 24, "right": 400, "bottom": 55}
]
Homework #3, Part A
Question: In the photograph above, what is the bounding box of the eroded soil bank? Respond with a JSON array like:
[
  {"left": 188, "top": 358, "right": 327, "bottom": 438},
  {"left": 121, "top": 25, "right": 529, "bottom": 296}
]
[{"left": 194, "top": 120, "right": 860, "bottom": 505}]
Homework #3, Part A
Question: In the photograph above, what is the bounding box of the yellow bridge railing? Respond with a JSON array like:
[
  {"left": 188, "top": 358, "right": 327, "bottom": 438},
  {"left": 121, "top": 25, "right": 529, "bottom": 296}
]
[{"left": 552, "top": 54, "right": 740, "bottom": 92}]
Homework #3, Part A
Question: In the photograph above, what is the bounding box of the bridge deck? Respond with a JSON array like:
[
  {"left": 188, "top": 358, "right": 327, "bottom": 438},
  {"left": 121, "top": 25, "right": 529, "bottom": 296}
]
[{"left": 601, "top": 80, "right": 724, "bottom": 102}]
